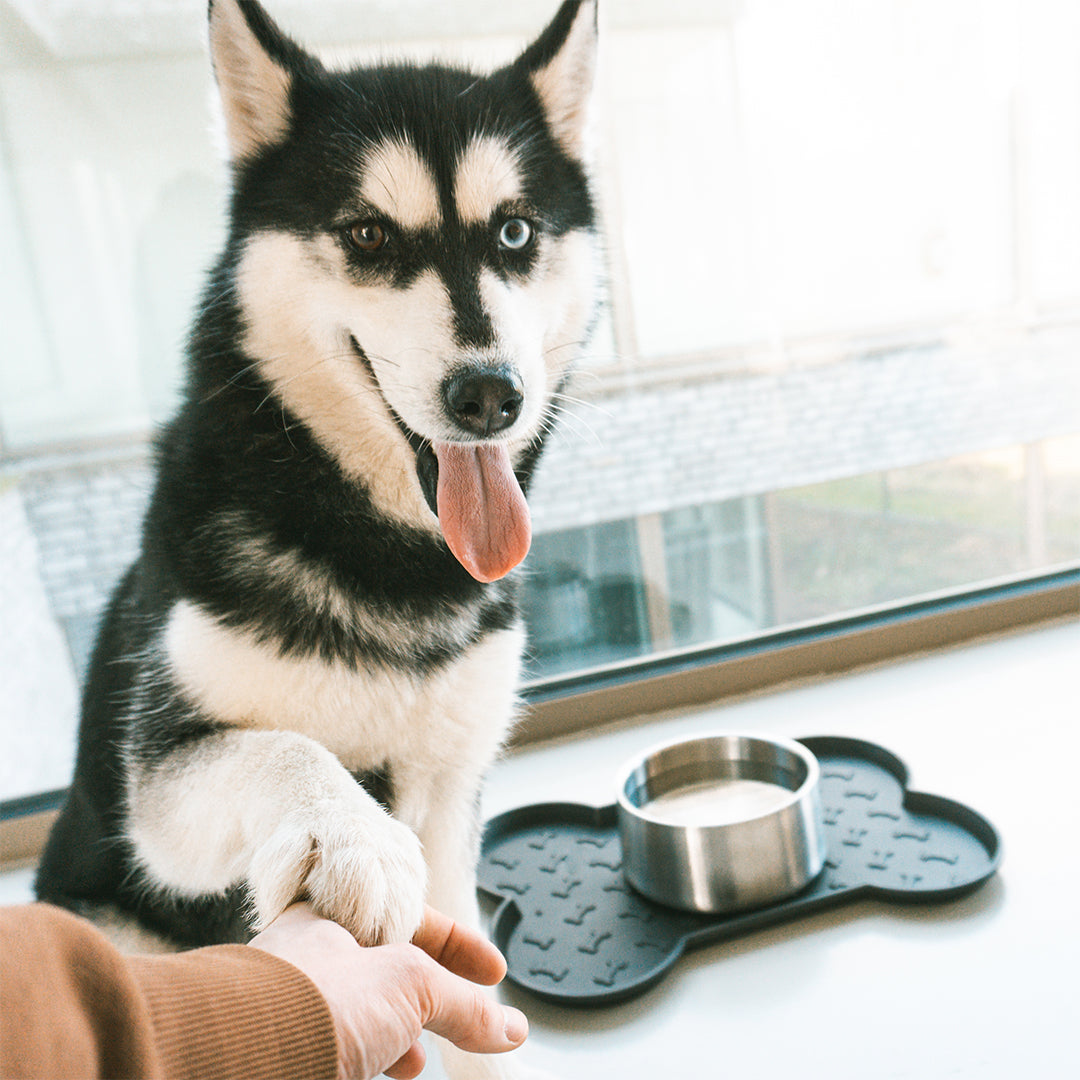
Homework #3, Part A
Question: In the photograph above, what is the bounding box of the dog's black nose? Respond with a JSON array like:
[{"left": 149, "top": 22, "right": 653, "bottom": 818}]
[{"left": 442, "top": 366, "right": 524, "bottom": 437}]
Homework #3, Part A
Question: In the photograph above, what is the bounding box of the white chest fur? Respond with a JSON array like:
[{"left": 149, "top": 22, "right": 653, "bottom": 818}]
[{"left": 162, "top": 600, "right": 525, "bottom": 778}]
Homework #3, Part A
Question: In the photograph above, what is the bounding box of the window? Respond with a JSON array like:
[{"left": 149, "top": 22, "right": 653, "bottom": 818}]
[
  {"left": 2, "top": 0, "right": 1078, "bottom": 804},
  {"left": 522, "top": 438, "right": 1080, "bottom": 682}
]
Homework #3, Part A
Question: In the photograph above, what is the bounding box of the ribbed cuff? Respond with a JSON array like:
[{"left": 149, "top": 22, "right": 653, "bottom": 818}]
[{"left": 130, "top": 945, "right": 338, "bottom": 1080}]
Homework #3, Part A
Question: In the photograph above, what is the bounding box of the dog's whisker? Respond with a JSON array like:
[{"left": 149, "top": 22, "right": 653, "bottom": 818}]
[
  {"left": 550, "top": 390, "right": 610, "bottom": 415},
  {"left": 544, "top": 404, "right": 604, "bottom": 448}
]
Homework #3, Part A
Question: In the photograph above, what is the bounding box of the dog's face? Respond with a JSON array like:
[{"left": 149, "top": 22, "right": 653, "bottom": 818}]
[{"left": 208, "top": 0, "right": 602, "bottom": 582}]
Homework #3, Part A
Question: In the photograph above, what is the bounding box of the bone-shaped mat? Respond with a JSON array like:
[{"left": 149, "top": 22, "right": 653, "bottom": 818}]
[{"left": 478, "top": 736, "right": 1001, "bottom": 1006}]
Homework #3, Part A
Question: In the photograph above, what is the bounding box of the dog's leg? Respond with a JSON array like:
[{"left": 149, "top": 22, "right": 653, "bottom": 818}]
[
  {"left": 402, "top": 774, "right": 553, "bottom": 1080},
  {"left": 127, "top": 727, "right": 427, "bottom": 945},
  {"left": 390, "top": 625, "right": 523, "bottom": 938}
]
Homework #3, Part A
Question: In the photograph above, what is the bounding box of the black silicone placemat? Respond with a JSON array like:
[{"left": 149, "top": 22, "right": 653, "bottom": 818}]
[{"left": 478, "top": 736, "right": 1001, "bottom": 1005}]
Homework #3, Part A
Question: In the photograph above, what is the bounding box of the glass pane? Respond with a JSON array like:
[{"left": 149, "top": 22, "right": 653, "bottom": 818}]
[{"left": 523, "top": 435, "right": 1080, "bottom": 681}]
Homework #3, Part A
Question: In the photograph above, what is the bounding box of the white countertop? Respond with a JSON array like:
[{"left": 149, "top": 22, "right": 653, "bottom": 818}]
[{"left": 475, "top": 617, "right": 1079, "bottom": 1080}]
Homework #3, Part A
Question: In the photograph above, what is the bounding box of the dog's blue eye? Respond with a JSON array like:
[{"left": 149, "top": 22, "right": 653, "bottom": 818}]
[{"left": 499, "top": 218, "right": 533, "bottom": 250}]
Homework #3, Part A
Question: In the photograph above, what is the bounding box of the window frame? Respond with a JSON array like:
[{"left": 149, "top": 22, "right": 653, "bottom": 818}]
[
  {"left": 3, "top": 1, "right": 1079, "bottom": 867},
  {"left": 514, "top": 565, "right": 1080, "bottom": 743}
]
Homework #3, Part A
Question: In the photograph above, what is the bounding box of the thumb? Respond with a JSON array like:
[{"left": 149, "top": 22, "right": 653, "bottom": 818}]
[{"left": 416, "top": 955, "right": 528, "bottom": 1054}]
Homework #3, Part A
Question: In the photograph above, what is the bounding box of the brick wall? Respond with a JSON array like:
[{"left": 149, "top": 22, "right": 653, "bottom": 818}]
[{"left": 529, "top": 326, "right": 1080, "bottom": 532}]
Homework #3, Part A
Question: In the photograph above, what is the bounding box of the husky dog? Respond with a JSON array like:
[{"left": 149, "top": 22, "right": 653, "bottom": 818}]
[{"left": 37, "top": 0, "right": 600, "bottom": 1071}]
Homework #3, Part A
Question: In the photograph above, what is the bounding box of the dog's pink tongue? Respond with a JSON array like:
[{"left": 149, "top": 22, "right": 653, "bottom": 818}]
[{"left": 434, "top": 442, "right": 531, "bottom": 582}]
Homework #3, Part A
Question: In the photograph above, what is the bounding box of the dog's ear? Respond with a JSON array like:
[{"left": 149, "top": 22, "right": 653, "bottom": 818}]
[
  {"left": 208, "top": 0, "right": 311, "bottom": 163},
  {"left": 516, "top": 0, "right": 599, "bottom": 158}
]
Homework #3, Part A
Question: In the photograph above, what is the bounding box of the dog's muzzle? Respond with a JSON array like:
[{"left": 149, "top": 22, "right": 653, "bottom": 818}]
[{"left": 350, "top": 337, "right": 532, "bottom": 583}]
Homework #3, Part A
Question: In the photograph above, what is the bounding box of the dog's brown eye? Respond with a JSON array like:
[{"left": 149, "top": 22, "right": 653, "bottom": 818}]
[{"left": 347, "top": 222, "right": 388, "bottom": 253}]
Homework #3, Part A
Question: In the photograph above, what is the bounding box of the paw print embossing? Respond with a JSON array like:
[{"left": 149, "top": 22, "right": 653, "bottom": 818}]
[
  {"left": 893, "top": 828, "right": 931, "bottom": 842},
  {"left": 866, "top": 850, "right": 895, "bottom": 871},
  {"left": 588, "top": 856, "right": 622, "bottom": 871},
  {"left": 634, "top": 937, "right": 667, "bottom": 953},
  {"left": 845, "top": 787, "right": 878, "bottom": 802},
  {"left": 576, "top": 835, "right": 610, "bottom": 849},
  {"left": 592, "top": 960, "right": 629, "bottom": 988},
  {"left": 550, "top": 873, "right": 582, "bottom": 900},
  {"left": 523, "top": 934, "right": 555, "bottom": 951},
  {"left": 497, "top": 880, "right": 530, "bottom": 896},
  {"left": 823, "top": 768, "right": 856, "bottom": 782},
  {"left": 921, "top": 851, "right": 960, "bottom": 866},
  {"left": 529, "top": 966, "right": 568, "bottom": 983}
]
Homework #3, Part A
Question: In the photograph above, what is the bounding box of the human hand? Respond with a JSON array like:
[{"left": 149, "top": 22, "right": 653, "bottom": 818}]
[{"left": 249, "top": 902, "right": 527, "bottom": 1080}]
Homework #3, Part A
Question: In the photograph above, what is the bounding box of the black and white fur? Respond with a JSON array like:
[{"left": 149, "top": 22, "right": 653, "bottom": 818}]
[{"left": 37, "top": 1, "right": 600, "bottom": 1073}]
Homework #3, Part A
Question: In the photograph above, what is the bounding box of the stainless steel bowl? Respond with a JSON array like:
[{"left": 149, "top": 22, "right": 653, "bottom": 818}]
[{"left": 616, "top": 733, "right": 826, "bottom": 914}]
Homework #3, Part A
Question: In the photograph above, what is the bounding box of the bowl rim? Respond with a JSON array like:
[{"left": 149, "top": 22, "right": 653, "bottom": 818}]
[{"left": 615, "top": 731, "right": 822, "bottom": 830}]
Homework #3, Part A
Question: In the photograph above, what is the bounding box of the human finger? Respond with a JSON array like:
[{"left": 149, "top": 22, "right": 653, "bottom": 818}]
[
  {"left": 412, "top": 905, "right": 507, "bottom": 986},
  {"left": 413, "top": 954, "right": 528, "bottom": 1054},
  {"left": 382, "top": 1041, "right": 426, "bottom": 1080}
]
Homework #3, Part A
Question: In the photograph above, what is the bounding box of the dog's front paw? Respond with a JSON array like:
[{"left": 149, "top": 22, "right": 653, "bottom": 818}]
[
  {"left": 306, "top": 810, "right": 427, "bottom": 945},
  {"left": 249, "top": 805, "right": 426, "bottom": 945}
]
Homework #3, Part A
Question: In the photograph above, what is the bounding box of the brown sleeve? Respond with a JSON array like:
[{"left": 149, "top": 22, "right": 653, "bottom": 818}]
[
  {"left": 129, "top": 944, "right": 338, "bottom": 1080},
  {"left": 1, "top": 903, "right": 164, "bottom": 1079},
  {"left": 0, "top": 904, "right": 338, "bottom": 1080}
]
